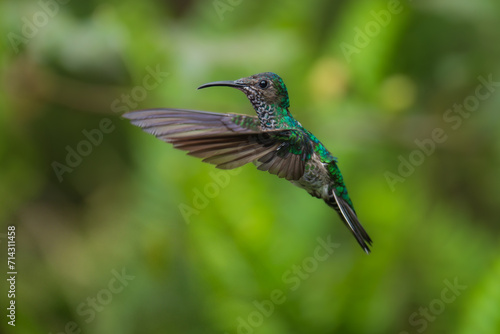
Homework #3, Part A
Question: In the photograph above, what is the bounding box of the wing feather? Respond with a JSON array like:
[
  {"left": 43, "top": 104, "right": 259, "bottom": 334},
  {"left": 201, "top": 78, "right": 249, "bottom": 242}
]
[{"left": 123, "top": 109, "right": 312, "bottom": 181}]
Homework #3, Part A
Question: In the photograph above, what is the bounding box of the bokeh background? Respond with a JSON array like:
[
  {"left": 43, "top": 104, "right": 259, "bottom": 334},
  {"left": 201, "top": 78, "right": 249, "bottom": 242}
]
[{"left": 1, "top": 0, "right": 500, "bottom": 333}]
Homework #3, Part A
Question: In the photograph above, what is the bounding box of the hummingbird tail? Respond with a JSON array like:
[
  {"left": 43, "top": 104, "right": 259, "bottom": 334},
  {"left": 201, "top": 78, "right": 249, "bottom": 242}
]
[{"left": 327, "top": 190, "right": 372, "bottom": 254}]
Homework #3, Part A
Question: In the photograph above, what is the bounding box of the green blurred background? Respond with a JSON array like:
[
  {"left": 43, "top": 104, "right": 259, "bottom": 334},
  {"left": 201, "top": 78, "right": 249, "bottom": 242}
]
[{"left": 1, "top": 0, "right": 500, "bottom": 333}]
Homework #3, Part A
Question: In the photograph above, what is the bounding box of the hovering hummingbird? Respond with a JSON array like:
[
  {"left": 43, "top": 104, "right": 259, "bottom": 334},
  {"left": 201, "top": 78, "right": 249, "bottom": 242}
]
[{"left": 124, "top": 72, "right": 372, "bottom": 253}]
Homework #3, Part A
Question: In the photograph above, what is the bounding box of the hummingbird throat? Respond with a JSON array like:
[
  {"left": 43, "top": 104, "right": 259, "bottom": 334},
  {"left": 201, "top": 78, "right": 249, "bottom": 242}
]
[{"left": 244, "top": 88, "right": 279, "bottom": 130}]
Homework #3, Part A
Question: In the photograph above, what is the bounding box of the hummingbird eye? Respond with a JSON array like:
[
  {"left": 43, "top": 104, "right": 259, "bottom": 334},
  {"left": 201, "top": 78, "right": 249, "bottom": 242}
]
[{"left": 259, "top": 80, "right": 268, "bottom": 89}]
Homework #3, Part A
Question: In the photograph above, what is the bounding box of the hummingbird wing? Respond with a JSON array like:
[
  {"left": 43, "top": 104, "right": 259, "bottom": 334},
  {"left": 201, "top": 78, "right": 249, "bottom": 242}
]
[{"left": 124, "top": 109, "right": 312, "bottom": 181}]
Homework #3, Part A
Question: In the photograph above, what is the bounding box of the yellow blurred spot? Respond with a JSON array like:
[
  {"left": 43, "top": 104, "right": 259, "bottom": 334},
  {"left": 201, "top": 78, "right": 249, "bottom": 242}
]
[
  {"left": 308, "top": 57, "right": 350, "bottom": 102},
  {"left": 379, "top": 75, "right": 416, "bottom": 113}
]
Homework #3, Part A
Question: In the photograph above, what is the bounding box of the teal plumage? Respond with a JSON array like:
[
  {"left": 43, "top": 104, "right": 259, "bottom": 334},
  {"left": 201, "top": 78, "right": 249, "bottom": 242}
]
[{"left": 124, "top": 72, "right": 372, "bottom": 253}]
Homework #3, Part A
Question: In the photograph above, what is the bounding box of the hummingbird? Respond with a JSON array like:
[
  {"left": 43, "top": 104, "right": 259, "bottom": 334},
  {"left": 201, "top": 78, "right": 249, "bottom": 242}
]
[{"left": 123, "top": 72, "right": 372, "bottom": 253}]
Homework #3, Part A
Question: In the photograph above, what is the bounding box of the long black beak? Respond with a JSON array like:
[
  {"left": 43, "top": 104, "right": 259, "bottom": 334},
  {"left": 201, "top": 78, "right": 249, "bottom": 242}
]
[{"left": 197, "top": 80, "right": 245, "bottom": 90}]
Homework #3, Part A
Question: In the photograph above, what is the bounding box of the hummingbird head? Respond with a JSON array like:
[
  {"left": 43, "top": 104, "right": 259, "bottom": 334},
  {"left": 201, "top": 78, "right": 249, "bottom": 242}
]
[{"left": 198, "top": 72, "right": 290, "bottom": 110}]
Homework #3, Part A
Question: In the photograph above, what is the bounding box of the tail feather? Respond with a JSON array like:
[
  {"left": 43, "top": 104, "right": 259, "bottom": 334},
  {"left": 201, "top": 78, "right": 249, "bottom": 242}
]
[{"left": 329, "top": 190, "right": 372, "bottom": 254}]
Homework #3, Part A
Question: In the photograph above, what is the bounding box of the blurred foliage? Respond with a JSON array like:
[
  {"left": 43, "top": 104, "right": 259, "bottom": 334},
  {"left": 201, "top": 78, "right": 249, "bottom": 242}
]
[{"left": 1, "top": 0, "right": 500, "bottom": 333}]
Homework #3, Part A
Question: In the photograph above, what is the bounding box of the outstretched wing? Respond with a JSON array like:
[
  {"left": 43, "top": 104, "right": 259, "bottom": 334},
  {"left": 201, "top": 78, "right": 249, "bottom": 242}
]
[{"left": 123, "top": 109, "right": 313, "bottom": 181}]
